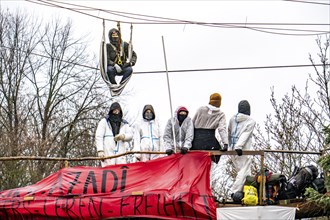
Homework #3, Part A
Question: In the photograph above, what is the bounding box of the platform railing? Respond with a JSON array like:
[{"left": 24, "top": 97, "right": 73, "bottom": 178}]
[{"left": 0, "top": 149, "right": 327, "bottom": 205}]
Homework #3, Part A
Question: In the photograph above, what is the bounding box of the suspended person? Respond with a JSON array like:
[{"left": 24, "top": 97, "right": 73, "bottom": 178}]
[
  {"left": 133, "top": 104, "right": 164, "bottom": 162},
  {"left": 228, "top": 100, "right": 256, "bottom": 198},
  {"left": 107, "top": 28, "right": 137, "bottom": 85},
  {"left": 163, "top": 106, "right": 194, "bottom": 156},
  {"left": 191, "top": 92, "right": 229, "bottom": 163},
  {"left": 95, "top": 102, "right": 133, "bottom": 167}
]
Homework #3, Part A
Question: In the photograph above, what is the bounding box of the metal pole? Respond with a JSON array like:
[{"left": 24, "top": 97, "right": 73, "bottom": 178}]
[
  {"left": 260, "top": 150, "right": 265, "bottom": 205},
  {"left": 162, "top": 36, "right": 177, "bottom": 153}
]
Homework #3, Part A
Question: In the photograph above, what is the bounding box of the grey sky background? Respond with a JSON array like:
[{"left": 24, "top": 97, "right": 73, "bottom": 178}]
[{"left": 3, "top": 0, "right": 330, "bottom": 131}]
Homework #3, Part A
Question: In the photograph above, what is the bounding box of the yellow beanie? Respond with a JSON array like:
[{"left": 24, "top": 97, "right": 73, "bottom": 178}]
[{"left": 209, "top": 93, "right": 222, "bottom": 107}]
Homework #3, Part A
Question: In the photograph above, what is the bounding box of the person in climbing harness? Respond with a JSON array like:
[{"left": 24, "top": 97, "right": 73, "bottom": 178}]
[
  {"left": 95, "top": 102, "right": 133, "bottom": 167},
  {"left": 163, "top": 106, "right": 194, "bottom": 156},
  {"left": 228, "top": 100, "right": 256, "bottom": 197},
  {"left": 106, "top": 28, "right": 137, "bottom": 85},
  {"left": 133, "top": 104, "right": 164, "bottom": 162},
  {"left": 191, "top": 92, "right": 229, "bottom": 163}
]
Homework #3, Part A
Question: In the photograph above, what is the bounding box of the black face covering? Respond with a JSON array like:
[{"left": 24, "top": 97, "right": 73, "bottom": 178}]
[
  {"left": 107, "top": 102, "right": 123, "bottom": 136},
  {"left": 177, "top": 114, "right": 187, "bottom": 126},
  {"left": 109, "top": 113, "right": 122, "bottom": 123},
  {"left": 108, "top": 112, "right": 122, "bottom": 137},
  {"left": 109, "top": 29, "right": 121, "bottom": 48},
  {"left": 111, "top": 35, "right": 119, "bottom": 45}
]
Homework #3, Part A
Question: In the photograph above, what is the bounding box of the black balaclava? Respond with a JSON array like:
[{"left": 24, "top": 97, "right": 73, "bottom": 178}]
[
  {"left": 142, "top": 104, "right": 155, "bottom": 121},
  {"left": 108, "top": 102, "right": 123, "bottom": 136},
  {"left": 177, "top": 106, "right": 188, "bottom": 126},
  {"left": 178, "top": 114, "right": 187, "bottom": 126},
  {"left": 108, "top": 28, "right": 121, "bottom": 49},
  {"left": 238, "top": 100, "right": 251, "bottom": 116}
]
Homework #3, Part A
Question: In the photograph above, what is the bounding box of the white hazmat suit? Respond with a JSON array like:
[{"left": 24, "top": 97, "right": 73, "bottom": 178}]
[
  {"left": 228, "top": 100, "right": 256, "bottom": 194},
  {"left": 95, "top": 102, "right": 133, "bottom": 167},
  {"left": 133, "top": 104, "right": 163, "bottom": 162}
]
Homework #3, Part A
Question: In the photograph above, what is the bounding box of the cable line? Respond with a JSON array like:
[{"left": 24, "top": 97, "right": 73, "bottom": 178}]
[
  {"left": 283, "top": 0, "right": 330, "bottom": 6},
  {"left": 2, "top": 45, "right": 329, "bottom": 76},
  {"left": 134, "top": 63, "right": 330, "bottom": 74},
  {"left": 27, "top": 0, "right": 330, "bottom": 26},
  {"left": 25, "top": 0, "right": 330, "bottom": 36},
  {"left": 2, "top": 45, "right": 328, "bottom": 74}
]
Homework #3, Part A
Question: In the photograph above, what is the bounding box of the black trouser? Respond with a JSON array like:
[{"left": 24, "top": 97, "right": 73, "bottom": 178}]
[
  {"left": 107, "top": 66, "right": 133, "bottom": 84},
  {"left": 191, "top": 128, "right": 221, "bottom": 163}
]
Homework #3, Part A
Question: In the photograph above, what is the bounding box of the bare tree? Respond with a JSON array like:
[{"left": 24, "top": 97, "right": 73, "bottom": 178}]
[
  {"left": 0, "top": 9, "right": 42, "bottom": 189},
  {"left": 212, "top": 36, "right": 330, "bottom": 200},
  {"left": 254, "top": 35, "right": 330, "bottom": 177},
  {"left": 0, "top": 10, "right": 111, "bottom": 190},
  {"left": 25, "top": 18, "right": 111, "bottom": 181}
]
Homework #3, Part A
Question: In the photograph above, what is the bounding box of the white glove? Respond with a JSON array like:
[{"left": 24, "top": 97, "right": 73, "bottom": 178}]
[
  {"left": 114, "top": 64, "right": 122, "bottom": 73},
  {"left": 97, "top": 151, "right": 105, "bottom": 161},
  {"left": 114, "top": 134, "right": 125, "bottom": 141}
]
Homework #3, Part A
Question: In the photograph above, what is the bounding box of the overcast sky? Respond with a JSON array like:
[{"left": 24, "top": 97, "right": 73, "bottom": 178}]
[{"left": 3, "top": 0, "right": 330, "bottom": 131}]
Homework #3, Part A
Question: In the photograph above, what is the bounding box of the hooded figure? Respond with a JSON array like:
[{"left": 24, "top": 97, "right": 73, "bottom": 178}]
[
  {"left": 95, "top": 102, "right": 133, "bottom": 167},
  {"left": 133, "top": 104, "right": 164, "bottom": 162},
  {"left": 106, "top": 28, "right": 137, "bottom": 84},
  {"left": 163, "top": 106, "right": 194, "bottom": 155},
  {"left": 228, "top": 100, "right": 256, "bottom": 194},
  {"left": 192, "top": 92, "right": 229, "bottom": 163}
]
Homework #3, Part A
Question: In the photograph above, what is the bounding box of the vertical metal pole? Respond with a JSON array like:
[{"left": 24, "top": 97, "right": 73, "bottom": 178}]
[
  {"left": 162, "top": 36, "right": 177, "bottom": 153},
  {"left": 260, "top": 151, "right": 265, "bottom": 205}
]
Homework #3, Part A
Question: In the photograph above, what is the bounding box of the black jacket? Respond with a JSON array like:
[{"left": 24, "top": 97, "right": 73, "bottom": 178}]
[{"left": 106, "top": 42, "right": 137, "bottom": 67}]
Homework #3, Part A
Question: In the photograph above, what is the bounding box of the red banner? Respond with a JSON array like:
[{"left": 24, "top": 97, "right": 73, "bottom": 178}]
[{"left": 0, "top": 152, "right": 216, "bottom": 219}]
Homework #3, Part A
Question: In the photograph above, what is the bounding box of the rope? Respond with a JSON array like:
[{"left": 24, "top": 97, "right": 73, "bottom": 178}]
[
  {"left": 128, "top": 23, "right": 133, "bottom": 63},
  {"left": 99, "top": 19, "right": 110, "bottom": 85}
]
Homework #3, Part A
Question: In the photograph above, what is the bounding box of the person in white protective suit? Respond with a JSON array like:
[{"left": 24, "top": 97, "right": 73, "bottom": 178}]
[
  {"left": 133, "top": 104, "right": 164, "bottom": 162},
  {"left": 163, "top": 106, "right": 194, "bottom": 155},
  {"left": 228, "top": 100, "right": 256, "bottom": 195},
  {"left": 95, "top": 102, "right": 133, "bottom": 167}
]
